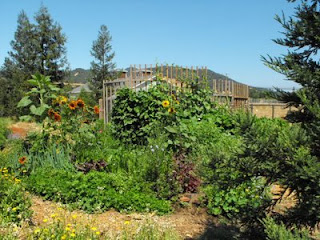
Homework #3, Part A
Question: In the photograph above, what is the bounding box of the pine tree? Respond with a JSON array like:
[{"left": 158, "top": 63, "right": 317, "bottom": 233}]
[
  {"left": 263, "top": 0, "right": 320, "bottom": 123},
  {"left": 0, "top": 58, "right": 26, "bottom": 117},
  {"left": 263, "top": 0, "right": 320, "bottom": 227},
  {"left": 34, "top": 5, "right": 69, "bottom": 83},
  {"left": 0, "top": 11, "right": 33, "bottom": 116},
  {"left": 0, "top": 6, "right": 69, "bottom": 116},
  {"left": 90, "top": 25, "right": 116, "bottom": 100},
  {"left": 8, "top": 11, "right": 37, "bottom": 77}
]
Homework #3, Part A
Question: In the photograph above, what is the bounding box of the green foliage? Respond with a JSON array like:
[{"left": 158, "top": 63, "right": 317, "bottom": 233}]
[
  {"left": 33, "top": 5, "right": 69, "bottom": 82},
  {"left": 111, "top": 86, "right": 169, "bottom": 145},
  {"left": 24, "top": 97, "right": 99, "bottom": 154},
  {"left": 89, "top": 24, "right": 116, "bottom": 100},
  {"left": 262, "top": 217, "right": 312, "bottom": 240},
  {"left": 26, "top": 168, "right": 171, "bottom": 214},
  {"left": 0, "top": 118, "right": 11, "bottom": 149},
  {"left": 0, "top": 61, "right": 26, "bottom": 117},
  {"left": 78, "top": 88, "right": 97, "bottom": 107},
  {"left": 0, "top": 169, "right": 32, "bottom": 225},
  {"left": 17, "top": 74, "right": 60, "bottom": 121},
  {"left": 262, "top": 1, "right": 320, "bottom": 122},
  {"left": 203, "top": 177, "right": 270, "bottom": 218},
  {"left": 111, "top": 84, "right": 216, "bottom": 149},
  {"left": 6, "top": 145, "right": 74, "bottom": 177}
]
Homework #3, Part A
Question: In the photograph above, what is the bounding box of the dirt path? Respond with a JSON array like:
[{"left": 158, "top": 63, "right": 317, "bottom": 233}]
[
  {"left": 8, "top": 122, "right": 40, "bottom": 139},
  {"left": 29, "top": 196, "right": 217, "bottom": 239}
]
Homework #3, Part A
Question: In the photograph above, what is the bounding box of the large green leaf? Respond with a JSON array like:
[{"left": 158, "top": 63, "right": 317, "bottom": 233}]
[
  {"left": 30, "top": 104, "right": 49, "bottom": 116},
  {"left": 164, "top": 126, "right": 178, "bottom": 134},
  {"left": 17, "top": 96, "right": 32, "bottom": 108},
  {"left": 19, "top": 115, "right": 32, "bottom": 122}
]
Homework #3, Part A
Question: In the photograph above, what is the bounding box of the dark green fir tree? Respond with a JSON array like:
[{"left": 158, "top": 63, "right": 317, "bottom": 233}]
[
  {"left": 89, "top": 25, "right": 116, "bottom": 100},
  {"left": 263, "top": 0, "right": 320, "bottom": 227},
  {"left": 34, "top": 5, "right": 69, "bottom": 83}
]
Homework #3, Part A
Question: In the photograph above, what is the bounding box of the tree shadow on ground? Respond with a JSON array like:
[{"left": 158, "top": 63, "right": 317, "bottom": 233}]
[
  {"left": 190, "top": 219, "right": 252, "bottom": 240},
  {"left": 195, "top": 224, "right": 244, "bottom": 240}
]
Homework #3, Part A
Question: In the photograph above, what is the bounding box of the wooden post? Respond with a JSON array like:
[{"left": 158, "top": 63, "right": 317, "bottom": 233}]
[{"left": 102, "top": 81, "right": 106, "bottom": 124}]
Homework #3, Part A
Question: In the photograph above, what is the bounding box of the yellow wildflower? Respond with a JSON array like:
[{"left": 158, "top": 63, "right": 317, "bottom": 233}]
[
  {"left": 91, "top": 227, "right": 97, "bottom": 231},
  {"left": 34, "top": 228, "right": 41, "bottom": 234},
  {"left": 72, "top": 214, "right": 77, "bottom": 219},
  {"left": 65, "top": 227, "right": 71, "bottom": 231},
  {"left": 43, "top": 219, "right": 48, "bottom": 223},
  {"left": 12, "top": 207, "right": 17, "bottom": 212},
  {"left": 162, "top": 100, "right": 170, "bottom": 108},
  {"left": 61, "top": 235, "right": 67, "bottom": 240},
  {"left": 124, "top": 220, "right": 130, "bottom": 225},
  {"left": 95, "top": 231, "right": 100, "bottom": 235},
  {"left": 70, "top": 233, "right": 76, "bottom": 237}
]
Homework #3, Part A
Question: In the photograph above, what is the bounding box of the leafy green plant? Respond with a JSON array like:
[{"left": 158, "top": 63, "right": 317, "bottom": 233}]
[
  {"left": 26, "top": 168, "right": 172, "bottom": 214},
  {"left": 24, "top": 97, "right": 100, "bottom": 156},
  {"left": 111, "top": 85, "right": 170, "bottom": 145},
  {"left": 203, "top": 177, "right": 270, "bottom": 217},
  {"left": 17, "top": 73, "right": 60, "bottom": 121}
]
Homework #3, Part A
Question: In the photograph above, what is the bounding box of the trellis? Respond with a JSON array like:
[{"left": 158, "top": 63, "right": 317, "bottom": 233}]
[{"left": 101, "top": 64, "right": 249, "bottom": 123}]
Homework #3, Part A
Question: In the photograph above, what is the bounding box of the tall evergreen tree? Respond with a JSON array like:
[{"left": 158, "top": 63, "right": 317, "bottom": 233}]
[
  {"left": 263, "top": 0, "right": 320, "bottom": 156},
  {"left": 34, "top": 5, "right": 69, "bottom": 83},
  {"left": 0, "top": 11, "right": 34, "bottom": 116},
  {"left": 0, "top": 58, "right": 26, "bottom": 117},
  {"left": 90, "top": 25, "right": 116, "bottom": 100},
  {"left": 263, "top": 0, "right": 320, "bottom": 226},
  {"left": 8, "top": 11, "right": 37, "bottom": 77},
  {"left": 0, "top": 5, "right": 69, "bottom": 116},
  {"left": 263, "top": 0, "right": 320, "bottom": 123}
]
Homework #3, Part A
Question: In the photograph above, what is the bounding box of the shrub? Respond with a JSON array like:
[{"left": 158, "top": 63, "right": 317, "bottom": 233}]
[
  {"left": 262, "top": 217, "right": 312, "bottom": 240},
  {"left": 26, "top": 168, "right": 172, "bottom": 214},
  {"left": 111, "top": 86, "right": 170, "bottom": 145},
  {"left": 0, "top": 118, "right": 11, "bottom": 149},
  {"left": 111, "top": 83, "right": 216, "bottom": 147},
  {"left": 203, "top": 177, "right": 270, "bottom": 218}
]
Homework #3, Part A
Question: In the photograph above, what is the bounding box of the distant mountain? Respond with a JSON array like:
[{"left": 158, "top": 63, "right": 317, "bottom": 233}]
[{"left": 68, "top": 68, "right": 92, "bottom": 83}]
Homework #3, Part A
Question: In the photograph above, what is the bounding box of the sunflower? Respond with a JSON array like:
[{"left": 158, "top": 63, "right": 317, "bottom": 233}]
[
  {"left": 19, "top": 156, "right": 27, "bottom": 165},
  {"left": 162, "top": 100, "right": 170, "bottom": 108},
  {"left": 168, "top": 107, "right": 176, "bottom": 114},
  {"left": 59, "top": 96, "right": 68, "bottom": 105},
  {"left": 48, "top": 109, "right": 55, "bottom": 118},
  {"left": 76, "top": 99, "right": 85, "bottom": 108},
  {"left": 54, "top": 112, "right": 61, "bottom": 122},
  {"left": 68, "top": 100, "right": 77, "bottom": 110},
  {"left": 94, "top": 106, "right": 100, "bottom": 115}
]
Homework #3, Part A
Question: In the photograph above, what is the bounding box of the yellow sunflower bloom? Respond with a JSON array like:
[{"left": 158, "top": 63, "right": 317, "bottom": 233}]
[{"left": 162, "top": 100, "right": 170, "bottom": 108}]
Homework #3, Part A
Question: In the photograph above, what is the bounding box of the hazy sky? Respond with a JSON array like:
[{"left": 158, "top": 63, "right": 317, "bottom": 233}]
[{"left": 0, "top": 0, "right": 300, "bottom": 88}]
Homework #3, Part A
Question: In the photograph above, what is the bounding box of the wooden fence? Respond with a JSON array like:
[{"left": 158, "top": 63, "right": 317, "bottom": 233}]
[{"left": 101, "top": 64, "right": 249, "bottom": 123}]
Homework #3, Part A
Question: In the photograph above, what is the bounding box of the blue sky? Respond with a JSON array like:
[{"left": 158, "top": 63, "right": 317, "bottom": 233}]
[{"left": 0, "top": 0, "right": 299, "bottom": 88}]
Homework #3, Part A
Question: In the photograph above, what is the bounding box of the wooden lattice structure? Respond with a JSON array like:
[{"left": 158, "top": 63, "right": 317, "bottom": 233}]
[{"left": 101, "top": 64, "right": 249, "bottom": 123}]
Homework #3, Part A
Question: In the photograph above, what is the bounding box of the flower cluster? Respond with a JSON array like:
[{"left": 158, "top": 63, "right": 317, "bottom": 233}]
[{"left": 162, "top": 97, "right": 179, "bottom": 114}]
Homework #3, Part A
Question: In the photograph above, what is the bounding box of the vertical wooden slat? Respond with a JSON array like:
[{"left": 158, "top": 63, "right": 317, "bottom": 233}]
[
  {"left": 166, "top": 64, "right": 169, "bottom": 86},
  {"left": 150, "top": 64, "right": 153, "bottom": 89}
]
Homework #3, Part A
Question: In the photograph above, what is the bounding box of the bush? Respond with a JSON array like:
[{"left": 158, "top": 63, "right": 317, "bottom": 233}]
[
  {"left": 111, "top": 86, "right": 170, "bottom": 145},
  {"left": 262, "top": 217, "right": 312, "bottom": 240},
  {"left": 0, "top": 168, "right": 32, "bottom": 225},
  {"left": 111, "top": 83, "right": 216, "bottom": 146},
  {"left": 26, "top": 168, "right": 172, "bottom": 214},
  {"left": 0, "top": 118, "right": 11, "bottom": 149},
  {"left": 203, "top": 177, "right": 270, "bottom": 218}
]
